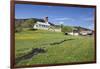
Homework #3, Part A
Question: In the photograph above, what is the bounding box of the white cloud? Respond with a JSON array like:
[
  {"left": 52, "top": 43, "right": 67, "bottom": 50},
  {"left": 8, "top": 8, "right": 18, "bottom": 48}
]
[{"left": 59, "top": 21, "right": 64, "bottom": 24}]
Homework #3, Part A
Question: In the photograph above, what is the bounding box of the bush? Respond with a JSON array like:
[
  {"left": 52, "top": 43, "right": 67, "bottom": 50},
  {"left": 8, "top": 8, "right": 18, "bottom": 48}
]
[
  {"left": 61, "top": 25, "right": 73, "bottom": 33},
  {"left": 15, "top": 23, "right": 23, "bottom": 32},
  {"left": 23, "top": 19, "right": 37, "bottom": 29}
]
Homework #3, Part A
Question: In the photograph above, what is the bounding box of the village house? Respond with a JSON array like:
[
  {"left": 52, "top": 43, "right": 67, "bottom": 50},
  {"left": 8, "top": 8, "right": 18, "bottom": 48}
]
[
  {"left": 68, "top": 29, "right": 79, "bottom": 36},
  {"left": 79, "top": 27, "right": 93, "bottom": 35},
  {"left": 33, "top": 17, "right": 61, "bottom": 32},
  {"left": 67, "top": 27, "right": 93, "bottom": 36}
]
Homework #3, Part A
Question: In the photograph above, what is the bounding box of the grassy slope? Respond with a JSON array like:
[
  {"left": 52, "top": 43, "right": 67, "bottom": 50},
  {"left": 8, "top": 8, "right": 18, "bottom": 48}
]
[{"left": 15, "top": 29, "right": 95, "bottom": 66}]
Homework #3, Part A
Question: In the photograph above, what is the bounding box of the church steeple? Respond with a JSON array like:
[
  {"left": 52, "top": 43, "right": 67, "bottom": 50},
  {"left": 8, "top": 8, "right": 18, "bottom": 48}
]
[{"left": 44, "top": 16, "right": 48, "bottom": 23}]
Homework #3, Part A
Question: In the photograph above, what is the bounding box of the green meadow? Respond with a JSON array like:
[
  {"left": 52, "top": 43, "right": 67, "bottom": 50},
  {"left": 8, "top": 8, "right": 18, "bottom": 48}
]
[{"left": 15, "top": 29, "right": 95, "bottom": 66}]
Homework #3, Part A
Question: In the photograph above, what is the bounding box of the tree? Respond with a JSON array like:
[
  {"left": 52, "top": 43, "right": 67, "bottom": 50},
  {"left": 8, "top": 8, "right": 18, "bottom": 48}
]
[
  {"left": 15, "top": 22, "right": 23, "bottom": 32},
  {"left": 23, "top": 18, "right": 37, "bottom": 29},
  {"left": 61, "top": 25, "right": 73, "bottom": 33},
  {"left": 61, "top": 24, "right": 64, "bottom": 32}
]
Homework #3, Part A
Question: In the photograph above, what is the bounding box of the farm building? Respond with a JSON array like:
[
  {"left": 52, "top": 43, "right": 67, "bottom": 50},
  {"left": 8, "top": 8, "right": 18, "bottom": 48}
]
[
  {"left": 79, "top": 27, "right": 94, "bottom": 35},
  {"left": 33, "top": 17, "right": 61, "bottom": 32},
  {"left": 33, "top": 21, "right": 50, "bottom": 30},
  {"left": 66, "top": 27, "right": 93, "bottom": 36},
  {"left": 67, "top": 29, "right": 79, "bottom": 36}
]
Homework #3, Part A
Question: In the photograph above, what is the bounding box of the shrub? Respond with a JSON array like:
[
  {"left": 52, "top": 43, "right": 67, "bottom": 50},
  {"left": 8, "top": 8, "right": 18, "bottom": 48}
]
[
  {"left": 61, "top": 25, "right": 73, "bottom": 33},
  {"left": 15, "top": 22, "right": 23, "bottom": 32}
]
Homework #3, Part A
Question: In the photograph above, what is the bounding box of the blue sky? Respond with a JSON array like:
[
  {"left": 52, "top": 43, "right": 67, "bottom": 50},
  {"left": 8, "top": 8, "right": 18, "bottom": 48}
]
[{"left": 15, "top": 4, "right": 95, "bottom": 30}]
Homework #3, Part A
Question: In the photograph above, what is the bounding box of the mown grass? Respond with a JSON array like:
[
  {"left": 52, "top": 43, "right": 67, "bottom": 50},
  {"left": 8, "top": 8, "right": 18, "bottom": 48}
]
[{"left": 15, "top": 29, "right": 95, "bottom": 66}]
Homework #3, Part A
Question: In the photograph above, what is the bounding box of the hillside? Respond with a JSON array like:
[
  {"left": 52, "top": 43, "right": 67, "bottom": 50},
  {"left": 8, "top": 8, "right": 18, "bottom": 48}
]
[{"left": 15, "top": 18, "right": 93, "bottom": 32}]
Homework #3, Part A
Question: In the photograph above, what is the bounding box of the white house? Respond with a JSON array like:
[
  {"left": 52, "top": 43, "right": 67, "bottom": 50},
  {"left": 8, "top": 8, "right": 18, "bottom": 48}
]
[
  {"left": 68, "top": 32, "right": 79, "bottom": 36},
  {"left": 33, "top": 21, "right": 50, "bottom": 30},
  {"left": 33, "top": 17, "right": 50, "bottom": 30},
  {"left": 67, "top": 29, "right": 79, "bottom": 36},
  {"left": 33, "top": 17, "right": 61, "bottom": 32},
  {"left": 80, "top": 30, "right": 93, "bottom": 35},
  {"left": 67, "top": 27, "right": 93, "bottom": 36}
]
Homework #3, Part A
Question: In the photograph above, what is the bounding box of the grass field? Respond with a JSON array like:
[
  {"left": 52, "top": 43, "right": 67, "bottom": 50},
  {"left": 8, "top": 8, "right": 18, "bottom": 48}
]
[{"left": 15, "top": 29, "right": 95, "bottom": 66}]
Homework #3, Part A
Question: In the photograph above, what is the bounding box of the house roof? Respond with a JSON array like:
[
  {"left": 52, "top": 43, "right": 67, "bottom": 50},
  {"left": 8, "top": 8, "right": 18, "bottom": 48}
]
[
  {"left": 74, "top": 26, "right": 93, "bottom": 31},
  {"left": 37, "top": 22, "right": 50, "bottom": 25}
]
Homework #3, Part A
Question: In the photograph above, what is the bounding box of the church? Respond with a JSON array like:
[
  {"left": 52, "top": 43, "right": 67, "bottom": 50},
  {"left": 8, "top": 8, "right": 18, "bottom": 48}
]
[{"left": 33, "top": 17, "right": 61, "bottom": 32}]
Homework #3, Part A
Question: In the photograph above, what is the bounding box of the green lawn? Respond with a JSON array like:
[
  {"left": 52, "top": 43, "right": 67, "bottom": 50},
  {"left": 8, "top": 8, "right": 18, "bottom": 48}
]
[{"left": 15, "top": 29, "right": 95, "bottom": 66}]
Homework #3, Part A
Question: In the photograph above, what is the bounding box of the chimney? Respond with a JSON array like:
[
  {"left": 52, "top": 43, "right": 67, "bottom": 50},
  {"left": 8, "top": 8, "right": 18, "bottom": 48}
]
[{"left": 44, "top": 17, "right": 48, "bottom": 23}]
